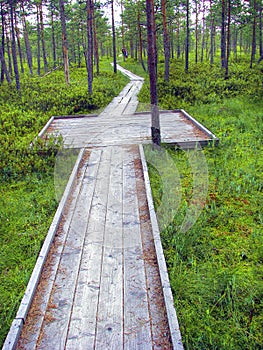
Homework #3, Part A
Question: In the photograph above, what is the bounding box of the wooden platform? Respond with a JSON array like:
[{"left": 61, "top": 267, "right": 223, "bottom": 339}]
[
  {"left": 3, "top": 65, "right": 218, "bottom": 349},
  {"left": 11, "top": 145, "right": 182, "bottom": 349}
]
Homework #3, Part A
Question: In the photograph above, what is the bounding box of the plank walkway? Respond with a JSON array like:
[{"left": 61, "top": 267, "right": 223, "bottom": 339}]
[{"left": 3, "top": 65, "right": 217, "bottom": 350}]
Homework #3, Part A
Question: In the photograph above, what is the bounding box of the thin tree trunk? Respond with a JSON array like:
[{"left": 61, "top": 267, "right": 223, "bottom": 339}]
[
  {"left": 146, "top": 0, "right": 160, "bottom": 147},
  {"left": 50, "top": 7, "right": 57, "bottom": 69},
  {"left": 201, "top": 0, "right": 206, "bottom": 62},
  {"left": 259, "top": 1, "right": 262, "bottom": 57},
  {"left": 39, "top": 2, "right": 48, "bottom": 73},
  {"left": 10, "top": 0, "right": 20, "bottom": 90},
  {"left": 14, "top": 11, "right": 24, "bottom": 74},
  {"left": 0, "top": 3, "right": 11, "bottom": 83},
  {"left": 21, "top": 3, "right": 33, "bottom": 75},
  {"left": 93, "top": 1, "right": 100, "bottom": 75},
  {"left": 195, "top": 0, "right": 199, "bottom": 63},
  {"left": 37, "top": 6, "right": 41, "bottom": 75},
  {"left": 185, "top": 0, "right": 190, "bottom": 72},
  {"left": 87, "top": 0, "right": 93, "bottom": 94},
  {"left": 225, "top": 0, "right": 231, "bottom": 78},
  {"left": 162, "top": 0, "right": 170, "bottom": 81},
  {"left": 5, "top": 21, "right": 13, "bottom": 76},
  {"left": 250, "top": 0, "right": 257, "bottom": 68},
  {"left": 111, "top": 0, "right": 117, "bottom": 74},
  {"left": 221, "top": 0, "right": 226, "bottom": 68},
  {"left": 59, "top": 0, "right": 70, "bottom": 85},
  {"left": 138, "top": 10, "right": 146, "bottom": 71}
]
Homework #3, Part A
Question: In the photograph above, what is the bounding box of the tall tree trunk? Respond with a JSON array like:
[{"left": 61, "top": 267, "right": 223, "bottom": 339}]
[
  {"left": 87, "top": 0, "right": 93, "bottom": 94},
  {"left": 14, "top": 12, "right": 24, "bottom": 74},
  {"left": 185, "top": 0, "right": 190, "bottom": 72},
  {"left": 21, "top": 3, "right": 33, "bottom": 75},
  {"left": 201, "top": 0, "right": 206, "bottom": 62},
  {"left": 50, "top": 7, "right": 57, "bottom": 69},
  {"left": 195, "top": 0, "right": 199, "bottom": 63},
  {"left": 146, "top": 0, "right": 160, "bottom": 147},
  {"left": 225, "top": 0, "right": 231, "bottom": 78},
  {"left": 93, "top": 2, "right": 100, "bottom": 75},
  {"left": 59, "top": 0, "right": 70, "bottom": 85},
  {"left": 259, "top": 1, "right": 262, "bottom": 57},
  {"left": 37, "top": 6, "right": 41, "bottom": 75},
  {"left": 10, "top": 0, "right": 20, "bottom": 90},
  {"left": 111, "top": 0, "right": 117, "bottom": 74},
  {"left": 138, "top": 10, "right": 146, "bottom": 71},
  {"left": 5, "top": 21, "right": 13, "bottom": 76},
  {"left": 221, "top": 0, "right": 226, "bottom": 68},
  {"left": 0, "top": 3, "right": 11, "bottom": 83},
  {"left": 161, "top": 0, "right": 170, "bottom": 81},
  {"left": 39, "top": 2, "right": 48, "bottom": 73},
  {"left": 250, "top": 0, "right": 257, "bottom": 68}
]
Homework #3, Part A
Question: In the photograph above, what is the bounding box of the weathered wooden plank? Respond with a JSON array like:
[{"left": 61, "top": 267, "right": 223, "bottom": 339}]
[
  {"left": 122, "top": 146, "right": 152, "bottom": 349},
  {"left": 139, "top": 145, "right": 184, "bottom": 350},
  {"left": 65, "top": 147, "right": 113, "bottom": 350},
  {"left": 95, "top": 146, "right": 124, "bottom": 349},
  {"left": 36, "top": 149, "right": 102, "bottom": 349}
]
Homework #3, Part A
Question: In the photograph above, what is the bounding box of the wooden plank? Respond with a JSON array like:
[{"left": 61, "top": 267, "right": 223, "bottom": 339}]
[
  {"left": 139, "top": 145, "right": 184, "bottom": 350},
  {"left": 122, "top": 146, "right": 152, "bottom": 349},
  {"left": 36, "top": 149, "right": 102, "bottom": 349},
  {"left": 95, "top": 146, "right": 124, "bottom": 349},
  {"left": 65, "top": 147, "right": 113, "bottom": 350},
  {"left": 2, "top": 149, "right": 87, "bottom": 350}
]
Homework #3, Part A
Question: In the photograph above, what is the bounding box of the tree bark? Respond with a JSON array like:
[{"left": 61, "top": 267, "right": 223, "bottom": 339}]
[
  {"left": 221, "top": 0, "right": 226, "bottom": 68},
  {"left": 50, "top": 6, "right": 57, "bottom": 69},
  {"left": 59, "top": 0, "right": 70, "bottom": 85},
  {"left": 146, "top": 0, "right": 160, "bottom": 147},
  {"left": 0, "top": 3, "right": 11, "bottom": 83},
  {"left": 111, "top": 0, "right": 117, "bottom": 74},
  {"left": 21, "top": 3, "right": 33, "bottom": 75},
  {"left": 185, "top": 0, "right": 190, "bottom": 72},
  {"left": 161, "top": 0, "right": 170, "bottom": 81},
  {"left": 250, "top": 0, "right": 257, "bottom": 68},
  {"left": 39, "top": 2, "right": 48, "bottom": 73},
  {"left": 225, "top": 0, "right": 231, "bottom": 78},
  {"left": 37, "top": 6, "right": 41, "bottom": 75},
  {"left": 14, "top": 11, "right": 24, "bottom": 74},
  {"left": 87, "top": 0, "right": 93, "bottom": 94},
  {"left": 137, "top": 10, "right": 146, "bottom": 71},
  {"left": 10, "top": 0, "right": 20, "bottom": 90}
]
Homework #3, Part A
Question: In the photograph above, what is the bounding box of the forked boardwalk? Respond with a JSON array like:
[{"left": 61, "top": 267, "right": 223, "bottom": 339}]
[{"left": 4, "top": 66, "right": 217, "bottom": 349}]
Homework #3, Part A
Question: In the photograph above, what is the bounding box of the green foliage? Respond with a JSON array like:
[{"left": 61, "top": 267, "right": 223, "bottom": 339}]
[
  {"left": 147, "top": 97, "right": 263, "bottom": 349},
  {"left": 124, "top": 57, "right": 263, "bottom": 109}
]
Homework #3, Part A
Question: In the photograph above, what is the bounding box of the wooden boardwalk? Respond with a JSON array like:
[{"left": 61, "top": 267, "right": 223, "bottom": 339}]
[{"left": 4, "top": 65, "right": 217, "bottom": 350}]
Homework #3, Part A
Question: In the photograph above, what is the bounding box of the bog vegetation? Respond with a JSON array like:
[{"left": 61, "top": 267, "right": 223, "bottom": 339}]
[{"left": 123, "top": 57, "right": 263, "bottom": 350}]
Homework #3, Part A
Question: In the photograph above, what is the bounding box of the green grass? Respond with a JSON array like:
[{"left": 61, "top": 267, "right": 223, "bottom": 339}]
[
  {"left": 142, "top": 60, "right": 263, "bottom": 348},
  {"left": 0, "top": 60, "right": 129, "bottom": 347}
]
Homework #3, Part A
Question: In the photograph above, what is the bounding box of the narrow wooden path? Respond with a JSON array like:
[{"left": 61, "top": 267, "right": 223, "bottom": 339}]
[{"left": 4, "top": 65, "right": 217, "bottom": 350}]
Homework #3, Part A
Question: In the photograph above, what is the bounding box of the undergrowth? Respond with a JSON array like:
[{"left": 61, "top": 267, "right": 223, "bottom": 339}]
[{"left": 143, "top": 59, "right": 263, "bottom": 349}]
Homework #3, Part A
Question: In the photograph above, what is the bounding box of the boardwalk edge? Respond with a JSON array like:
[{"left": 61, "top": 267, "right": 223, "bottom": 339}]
[
  {"left": 2, "top": 148, "right": 86, "bottom": 350},
  {"left": 139, "top": 144, "right": 184, "bottom": 350}
]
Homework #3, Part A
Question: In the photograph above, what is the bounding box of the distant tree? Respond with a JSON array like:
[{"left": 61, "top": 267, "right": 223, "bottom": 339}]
[
  {"left": 9, "top": 0, "right": 20, "bottom": 90},
  {"left": 87, "top": 0, "right": 93, "bottom": 93},
  {"left": 146, "top": 0, "right": 160, "bottom": 147},
  {"left": 0, "top": 2, "right": 11, "bottom": 83},
  {"left": 161, "top": 0, "right": 170, "bottom": 80},
  {"left": 59, "top": 0, "right": 70, "bottom": 84},
  {"left": 20, "top": 1, "right": 33, "bottom": 74},
  {"left": 111, "top": 0, "right": 117, "bottom": 73}
]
